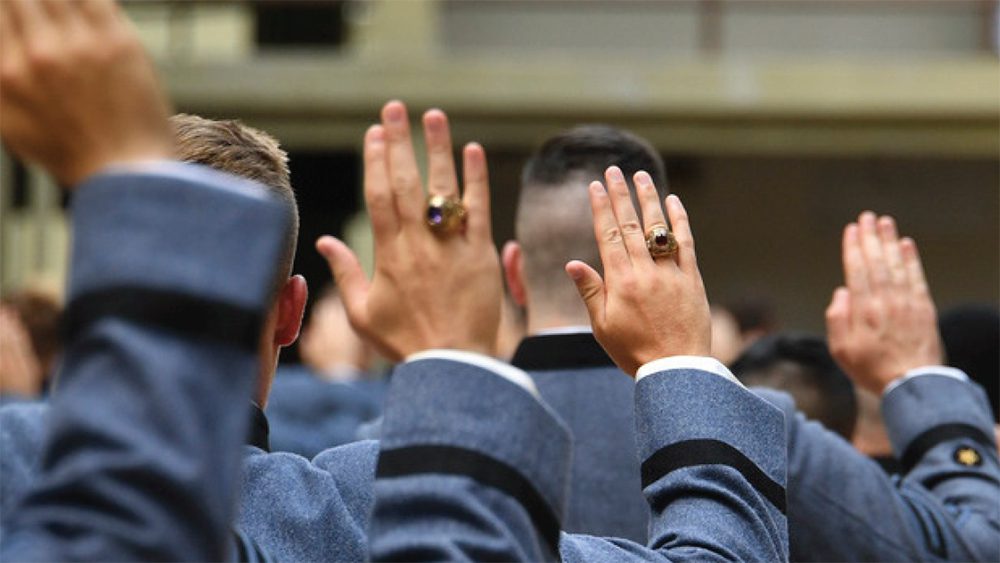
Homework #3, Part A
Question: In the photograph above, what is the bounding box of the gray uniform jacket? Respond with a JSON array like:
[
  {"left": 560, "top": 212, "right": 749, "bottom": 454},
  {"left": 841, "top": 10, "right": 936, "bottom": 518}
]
[
  {"left": 370, "top": 358, "right": 789, "bottom": 561},
  {"left": 4, "top": 363, "right": 996, "bottom": 560},
  {"left": 758, "top": 372, "right": 999, "bottom": 562},
  {"left": 0, "top": 165, "right": 289, "bottom": 561},
  {"left": 511, "top": 332, "right": 648, "bottom": 542}
]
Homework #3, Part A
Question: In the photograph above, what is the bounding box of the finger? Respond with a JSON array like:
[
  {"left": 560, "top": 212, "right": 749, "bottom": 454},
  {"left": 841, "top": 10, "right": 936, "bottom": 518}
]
[
  {"left": 635, "top": 171, "right": 667, "bottom": 231},
  {"left": 38, "top": 0, "right": 69, "bottom": 23},
  {"left": 825, "top": 286, "right": 851, "bottom": 359},
  {"left": 877, "top": 215, "right": 906, "bottom": 289},
  {"left": 842, "top": 223, "right": 869, "bottom": 297},
  {"left": 8, "top": 0, "right": 46, "bottom": 37},
  {"left": 422, "top": 109, "right": 459, "bottom": 199},
  {"left": 78, "top": 0, "right": 118, "bottom": 28},
  {"left": 316, "top": 236, "right": 371, "bottom": 329},
  {"left": 0, "top": 2, "right": 18, "bottom": 69},
  {"left": 362, "top": 125, "right": 398, "bottom": 244},
  {"left": 900, "top": 237, "right": 930, "bottom": 296},
  {"left": 589, "top": 181, "right": 631, "bottom": 280},
  {"left": 380, "top": 100, "right": 423, "bottom": 225},
  {"left": 665, "top": 195, "right": 696, "bottom": 275},
  {"left": 605, "top": 166, "right": 648, "bottom": 266},
  {"left": 462, "top": 142, "right": 491, "bottom": 242},
  {"left": 858, "top": 211, "right": 889, "bottom": 292},
  {"left": 566, "top": 260, "right": 605, "bottom": 326}
]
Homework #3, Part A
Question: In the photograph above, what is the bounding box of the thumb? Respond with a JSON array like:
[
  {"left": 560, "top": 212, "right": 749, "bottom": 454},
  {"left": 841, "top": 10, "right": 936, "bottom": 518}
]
[
  {"left": 565, "top": 260, "right": 605, "bottom": 326},
  {"left": 825, "top": 286, "right": 851, "bottom": 359},
  {"left": 316, "top": 236, "right": 370, "bottom": 329}
]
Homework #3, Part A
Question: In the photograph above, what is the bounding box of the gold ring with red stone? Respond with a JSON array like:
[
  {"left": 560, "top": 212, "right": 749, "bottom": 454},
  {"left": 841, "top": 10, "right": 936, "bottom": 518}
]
[{"left": 646, "top": 224, "right": 678, "bottom": 258}]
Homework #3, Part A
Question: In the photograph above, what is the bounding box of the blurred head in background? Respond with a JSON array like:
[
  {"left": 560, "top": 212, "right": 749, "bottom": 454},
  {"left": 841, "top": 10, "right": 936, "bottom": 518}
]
[
  {"left": 0, "top": 289, "right": 63, "bottom": 398},
  {"left": 725, "top": 295, "right": 779, "bottom": 351},
  {"left": 298, "top": 285, "right": 373, "bottom": 380},
  {"left": 710, "top": 304, "right": 743, "bottom": 366},
  {"left": 732, "top": 332, "right": 857, "bottom": 440}
]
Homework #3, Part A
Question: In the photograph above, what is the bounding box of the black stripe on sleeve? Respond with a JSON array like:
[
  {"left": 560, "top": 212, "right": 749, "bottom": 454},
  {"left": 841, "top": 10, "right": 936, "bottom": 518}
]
[
  {"left": 641, "top": 438, "right": 786, "bottom": 514},
  {"left": 899, "top": 423, "right": 995, "bottom": 474},
  {"left": 65, "top": 287, "right": 263, "bottom": 351},
  {"left": 376, "top": 445, "right": 561, "bottom": 557}
]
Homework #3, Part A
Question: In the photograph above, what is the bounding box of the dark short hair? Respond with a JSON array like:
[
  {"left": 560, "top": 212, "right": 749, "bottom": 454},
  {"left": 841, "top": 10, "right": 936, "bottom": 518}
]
[
  {"left": 732, "top": 333, "right": 857, "bottom": 439},
  {"left": 516, "top": 125, "right": 667, "bottom": 312},
  {"left": 522, "top": 124, "right": 667, "bottom": 190}
]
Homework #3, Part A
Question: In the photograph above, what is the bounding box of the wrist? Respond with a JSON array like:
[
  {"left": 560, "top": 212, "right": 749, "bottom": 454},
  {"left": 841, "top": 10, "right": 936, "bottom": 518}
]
[{"left": 66, "top": 144, "right": 172, "bottom": 187}]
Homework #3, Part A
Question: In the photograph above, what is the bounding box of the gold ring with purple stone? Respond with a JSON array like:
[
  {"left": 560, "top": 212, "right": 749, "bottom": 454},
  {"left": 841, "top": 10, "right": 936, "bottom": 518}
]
[
  {"left": 426, "top": 194, "right": 467, "bottom": 235},
  {"left": 646, "top": 224, "right": 678, "bottom": 258}
]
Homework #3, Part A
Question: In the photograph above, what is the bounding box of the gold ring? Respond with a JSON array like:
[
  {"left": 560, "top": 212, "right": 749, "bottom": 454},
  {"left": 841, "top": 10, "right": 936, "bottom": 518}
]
[
  {"left": 426, "top": 194, "right": 467, "bottom": 235},
  {"left": 646, "top": 225, "right": 677, "bottom": 258}
]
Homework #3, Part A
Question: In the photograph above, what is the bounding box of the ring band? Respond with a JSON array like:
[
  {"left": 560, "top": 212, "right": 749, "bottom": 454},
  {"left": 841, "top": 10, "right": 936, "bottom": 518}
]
[
  {"left": 646, "top": 225, "right": 678, "bottom": 258},
  {"left": 426, "top": 194, "right": 467, "bottom": 235}
]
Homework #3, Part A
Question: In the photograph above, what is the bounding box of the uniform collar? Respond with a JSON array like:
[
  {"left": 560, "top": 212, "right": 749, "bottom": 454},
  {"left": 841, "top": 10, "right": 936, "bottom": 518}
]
[
  {"left": 248, "top": 403, "right": 270, "bottom": 452},
  {"left": 511, "top": 332, "right": 615, "bottom": 371}
]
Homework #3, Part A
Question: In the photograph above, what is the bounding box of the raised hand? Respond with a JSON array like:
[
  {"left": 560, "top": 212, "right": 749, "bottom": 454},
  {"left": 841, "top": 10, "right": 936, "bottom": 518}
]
[
  {"left": 0, "top": 0, "right": 172, "bottom": 187},
  {"left": 566, "top": 167, "right": 711, "bottom": 376},
  {"left": 826, "top": 212, "right": 943, "bottom": 394},
  {"left": 317, "top": 101, "right": 502, "bottom": 361}
]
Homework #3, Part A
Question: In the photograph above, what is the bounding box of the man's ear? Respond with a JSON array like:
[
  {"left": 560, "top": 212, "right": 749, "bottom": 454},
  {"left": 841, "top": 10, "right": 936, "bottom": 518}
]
[
  {"left": 502, "top": 241, "right": 528, "bottom": 307},
  {"left": 274, "top": 275, "right": 308, "bottom": 347}
]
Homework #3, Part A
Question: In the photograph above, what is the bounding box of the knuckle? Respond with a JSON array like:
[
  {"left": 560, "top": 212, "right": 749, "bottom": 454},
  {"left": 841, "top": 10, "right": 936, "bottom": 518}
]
[
  {"left": 602, "top": 227, "right": 622, "bottom": 243},
  {"left": 0, "top": 62, "right": 26, "bottom": 93},
  {"left": 581, "top": 285, "right": 602, "bottom": 303},
  {"left": 620, "top": 276, "right": 638, "bottom": 293},
  {"left": 391, "top": 174, "right": 418, "bottom": 191},
  {"left": 619, "top": 220, "right": 642, "bottom": 235},
  {"left": 25, "top": 46, "right": 59, "bottom": 72}
]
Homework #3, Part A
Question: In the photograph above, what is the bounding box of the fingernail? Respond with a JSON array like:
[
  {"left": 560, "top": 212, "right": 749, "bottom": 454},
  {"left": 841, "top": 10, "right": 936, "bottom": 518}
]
[
  {"left": 384, "top": 102, "right": 405, "bottom": 123},
  {"left": 568, "top": 268, "right": 583, "bottom": 281},
  {"left": 590, "top": 181, "right": 606, "bottom": 196},
  {"left": 634, "top": 171, "right": 651, "bottom": 187},
  {"left": 607, "top": 166, "right": 624, "bottom": 182}
]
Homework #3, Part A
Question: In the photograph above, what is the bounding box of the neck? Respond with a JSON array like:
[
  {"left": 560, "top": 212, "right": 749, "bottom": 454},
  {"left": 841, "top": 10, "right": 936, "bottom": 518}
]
[
  {"left": 852, "top": 389, "right": 892, "bottom": 457},
  {"left": 526, "top": 310, "right": 592, "bottom": 336},
  {"left": 315, "top": 364, "right": 366, "bottom": 383}
]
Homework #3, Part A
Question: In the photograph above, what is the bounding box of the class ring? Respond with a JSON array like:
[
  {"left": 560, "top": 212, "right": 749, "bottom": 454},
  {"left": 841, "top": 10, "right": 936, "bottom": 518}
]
[
  {"left": 646, "top": 225, "right": 678, "bottom": 259},
  {"left": 426, "top": 195, "right": 467, "bottom": 235}
]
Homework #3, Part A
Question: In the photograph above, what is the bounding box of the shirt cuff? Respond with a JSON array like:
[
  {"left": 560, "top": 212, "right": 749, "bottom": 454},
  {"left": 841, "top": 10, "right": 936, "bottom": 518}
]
[
  {"left": 635, "top": 356, "right": 744, "bottom": 388},
  {"left": 405, "top": 349, "right": 540, "bottom": 398},
  {"left": 883, "top": 365, "right": 970, "bottom": 396}
]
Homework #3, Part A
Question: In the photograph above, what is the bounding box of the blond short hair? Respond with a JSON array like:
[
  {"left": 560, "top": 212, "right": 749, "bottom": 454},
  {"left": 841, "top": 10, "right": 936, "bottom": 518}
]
[{"left": 170, "top": 113, "right": 299, "bottom": 276}]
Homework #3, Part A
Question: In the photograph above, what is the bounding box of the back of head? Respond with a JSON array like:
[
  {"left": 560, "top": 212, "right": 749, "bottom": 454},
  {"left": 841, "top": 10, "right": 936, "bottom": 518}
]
[
  {"left": 169, "top": 113, "right": 298, "bottom": 277},
  {"left": 939, "top": 304, "right": 999, "bottom": 422},
  {"left": 517, "top": 125, "right": 667, "bottom": 315},
  {"left": 732, "top": 333, "right": 857, "bottom": 439}
]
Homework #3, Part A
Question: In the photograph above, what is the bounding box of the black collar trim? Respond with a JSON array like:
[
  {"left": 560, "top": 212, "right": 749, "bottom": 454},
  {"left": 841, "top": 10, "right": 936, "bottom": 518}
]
[
  {"left": 248, "top": 403, "right": 270, "bottom": 452},
  {"left": 511, "top": 333, "right": 615, "bottom": 371}
]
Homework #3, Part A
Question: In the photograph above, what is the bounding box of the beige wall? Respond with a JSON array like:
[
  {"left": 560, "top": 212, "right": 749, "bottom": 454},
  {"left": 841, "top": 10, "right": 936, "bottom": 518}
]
[{"left": 2, "top": 0, "right": 997, "bottom": 321}]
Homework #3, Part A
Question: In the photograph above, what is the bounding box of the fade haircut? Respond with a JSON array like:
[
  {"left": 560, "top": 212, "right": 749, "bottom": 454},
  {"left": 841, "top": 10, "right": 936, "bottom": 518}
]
[
  {"left": 731, "top": 333, "right": 857, "bottom": 439},
  {"left": 169, "top": 113, "right": 298, "bottom": 277},
  {"left": 517, "top": 125, "right": 667, "bottom": 314}
]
